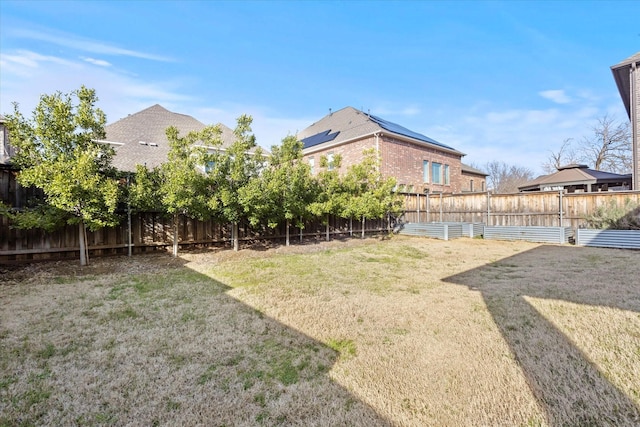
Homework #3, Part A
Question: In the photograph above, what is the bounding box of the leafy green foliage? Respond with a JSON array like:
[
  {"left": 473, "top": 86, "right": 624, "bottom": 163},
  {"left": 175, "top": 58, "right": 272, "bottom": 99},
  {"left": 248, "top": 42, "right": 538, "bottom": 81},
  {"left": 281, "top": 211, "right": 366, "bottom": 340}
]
[
  {"left": 207, "top": 115, "right": 264, "bottom": 225},
  {"left": 4, "top": 203, "right": 68, "bottom": 231},
  {"left": 584, "top": 198, "right": 640, "bottom": 230},
  {"left": 240, "top": 135, "right": 317, "bottom": 229},
  {"left": 5, "top": 86, "right": 120, "bottom": 231},
  {"left": 156, "top": 124, "right": 222, "bottom": 256},
  {"left": 128, "top": 165, "right": 163, "bottom": 213},
  {"left": 341, "top": 149, "right": 402, "bottom": 221},
  {"left": 158, "top": 125, "right": 220, "bottom": 221},
  {"left": 308, "top": 153, "right": 347, "bottom": 222}
]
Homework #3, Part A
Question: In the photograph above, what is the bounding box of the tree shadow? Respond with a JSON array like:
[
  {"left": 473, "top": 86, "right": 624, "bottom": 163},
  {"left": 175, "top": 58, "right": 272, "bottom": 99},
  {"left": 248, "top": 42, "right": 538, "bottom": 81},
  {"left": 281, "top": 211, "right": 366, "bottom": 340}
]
[
  {"left": 0, "top": 252, "right": 391, "bottom": 426},
  {"left": 443, "top": 245, "right": 640, "bottom": 426}
]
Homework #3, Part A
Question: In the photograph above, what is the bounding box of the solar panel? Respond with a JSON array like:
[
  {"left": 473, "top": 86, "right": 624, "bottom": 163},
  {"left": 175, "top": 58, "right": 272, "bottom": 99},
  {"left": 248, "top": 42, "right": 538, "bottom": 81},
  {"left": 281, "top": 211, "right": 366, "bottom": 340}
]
[
  {"left": 368, "top": 114, "right": 455, "bottom": 150},
  {"left": 301, "top": 129, "right": 340, "bottom": 148}
]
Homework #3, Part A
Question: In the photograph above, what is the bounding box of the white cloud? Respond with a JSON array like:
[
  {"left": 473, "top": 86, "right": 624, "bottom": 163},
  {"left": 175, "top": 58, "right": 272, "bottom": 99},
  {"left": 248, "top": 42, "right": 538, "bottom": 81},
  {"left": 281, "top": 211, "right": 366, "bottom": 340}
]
[
  {"left": 82, "top": 57, "right": 111, "bottom": 67},
  {"left": 416, "top": 102, "right": 624, "bottom": 176},
  {"left": 539, "top": 89, "right": 572, "bottom": 104},
  {"left": 0, "top": 50, "right": 76, "bottom": 77},
  {"left": 10, "top": 28, "right": 172, "bottom": 62},
  {"left": 0, "top": 49, "right": 189, "bottom": 121}
]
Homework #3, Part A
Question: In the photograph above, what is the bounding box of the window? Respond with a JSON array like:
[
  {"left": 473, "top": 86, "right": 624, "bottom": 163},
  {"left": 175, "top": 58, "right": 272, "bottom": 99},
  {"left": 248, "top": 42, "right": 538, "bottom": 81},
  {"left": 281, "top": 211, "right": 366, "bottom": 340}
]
[
  {"left": 309, "top": 157, "right": 315, "bottom": 174},
  {"left": 481, "top": 181, "right": 485, "bottom": 192},
  {"left": 423, "top": 160, "right": 429, "bottom": 183},
  {"left": 327, "top": 152, "right": 334, "bottom": 171},
  {"left": 204, "top": 160, "right": 215, "bottom": 173},
  {"left": 431, "top": 162, "right": 442, "bottom": 184},
  {"left": 470, "top": 179, "right": 474, "bottom": 192},
  {"left": 444, "top": 165, "right": 450, "bottom": 185}
]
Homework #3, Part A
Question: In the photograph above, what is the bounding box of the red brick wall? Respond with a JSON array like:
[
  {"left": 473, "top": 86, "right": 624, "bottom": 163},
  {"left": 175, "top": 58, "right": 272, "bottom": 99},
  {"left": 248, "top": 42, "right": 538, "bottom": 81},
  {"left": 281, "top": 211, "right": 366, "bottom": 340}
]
[
  {"left": 303, "top": 137, "right": 376, "bottom": 175},
  {"left": 302, "top": 134, "right": 464, "bottom": 193},
  {"left": 460, "top": 172, "right": 487, "bottom": 193},
  {"left": 379, "top": 135, "right": 463, "bottom": 193}
]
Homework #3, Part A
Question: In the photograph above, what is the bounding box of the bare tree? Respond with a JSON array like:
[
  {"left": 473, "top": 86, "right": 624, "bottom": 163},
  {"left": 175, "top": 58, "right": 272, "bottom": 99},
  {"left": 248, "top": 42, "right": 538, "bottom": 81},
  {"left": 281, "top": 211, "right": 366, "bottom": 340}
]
[
  {"left": 542, "top": 138, "right": 578, "bottom": 173},
  {"left": 579, "top": 114, "right": 631, "bottom": 173},
  {"left": 485, "top": 161, "right": 535, "bottom": 193}
]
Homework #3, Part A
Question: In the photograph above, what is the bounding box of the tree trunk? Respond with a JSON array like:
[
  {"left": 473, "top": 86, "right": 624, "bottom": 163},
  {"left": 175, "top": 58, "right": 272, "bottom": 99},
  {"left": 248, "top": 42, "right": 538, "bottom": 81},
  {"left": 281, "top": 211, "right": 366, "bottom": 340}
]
[
  {"left": 286, "top": 219, "right": 290, "bottom": 246},
  {"left": 78, "top": 220, "right": 88, "bottom": 266},
  {"left": 299, "top": 216, "right": 303, "bottom": 243},
  {"left": 361, "top": 215, "right": 365, "bottom": 239},
  {"left": 326, "top": 214, "right": 330, "bottom": 242},
  {"left": 350, "top": 217, "right": 353, "bottom": 237},
  {"left": 172, "top": 213, "right": 179, "bottom": 257},
  {"left": 233, "top": 222, "right": 239, "bottom": 251}
]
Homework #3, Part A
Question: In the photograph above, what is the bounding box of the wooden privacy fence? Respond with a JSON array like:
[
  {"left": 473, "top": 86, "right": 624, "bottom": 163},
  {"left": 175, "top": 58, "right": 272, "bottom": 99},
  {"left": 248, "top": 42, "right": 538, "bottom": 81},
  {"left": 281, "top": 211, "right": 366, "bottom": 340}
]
[
  {"left": 0, "top": 212, "right": 389, "bottom": 264},
  {"left": 400, "top": 190, "right": 640, "bottom": 229},
  {"left": 2, "top": 162, "right": 640, "bottom": 263}
]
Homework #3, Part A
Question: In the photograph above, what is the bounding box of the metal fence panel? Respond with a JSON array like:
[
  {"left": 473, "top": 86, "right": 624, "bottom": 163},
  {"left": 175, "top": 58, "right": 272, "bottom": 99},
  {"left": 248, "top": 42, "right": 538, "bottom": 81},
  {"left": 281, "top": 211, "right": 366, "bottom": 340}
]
[
  {"left": 397, "top": 223, "right": 464, "bottom": 240},
  {"left": 437, "top": 222, "right": 485, "bottom": 238},
  {"left": 484, "top": 226, "right": 572, "bottom": 244},
  {"left": 576, "top": 229, "right": 640, "bottom": 249}
]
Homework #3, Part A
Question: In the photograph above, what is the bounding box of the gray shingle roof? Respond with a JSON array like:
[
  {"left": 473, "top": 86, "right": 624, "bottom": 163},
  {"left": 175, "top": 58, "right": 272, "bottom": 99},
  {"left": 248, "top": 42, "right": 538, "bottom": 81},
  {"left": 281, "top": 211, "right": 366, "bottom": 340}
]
[
  {"left": 519, "top": 164, "right": 632, "bottom": 191},
  {"left": 298, "top": 106, "right": 463, "bottom": 155},
  {"left": 461, "top": 163, "right": 488, "bottom": 176},
  {"left": 104, "top": 104, "right": 237, "bottom": 172}
]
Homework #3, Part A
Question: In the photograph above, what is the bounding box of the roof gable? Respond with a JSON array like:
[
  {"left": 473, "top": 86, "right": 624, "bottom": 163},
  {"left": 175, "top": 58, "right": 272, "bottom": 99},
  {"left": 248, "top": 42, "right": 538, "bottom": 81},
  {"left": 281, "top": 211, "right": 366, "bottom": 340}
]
[{"left": 104, "top": 104, "right": 236, "bottom": 172}]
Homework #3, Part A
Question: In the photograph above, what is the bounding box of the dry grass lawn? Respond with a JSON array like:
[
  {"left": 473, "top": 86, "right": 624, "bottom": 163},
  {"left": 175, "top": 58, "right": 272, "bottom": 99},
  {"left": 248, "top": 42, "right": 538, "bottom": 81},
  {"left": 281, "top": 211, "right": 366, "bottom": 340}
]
[{"left": 1, "top": 235, "right": 639, "bottom": 426}]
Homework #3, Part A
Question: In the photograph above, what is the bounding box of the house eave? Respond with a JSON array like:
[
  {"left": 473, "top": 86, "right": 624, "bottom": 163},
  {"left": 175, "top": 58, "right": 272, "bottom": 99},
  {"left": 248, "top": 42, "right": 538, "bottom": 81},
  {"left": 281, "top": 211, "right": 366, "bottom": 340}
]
[
  {"left": 610, "top": 53, "right": 640, "bottom": 119},
  {"left": 302, "top": 130, "right": 464, "bottom": 157},
  {"left": 302, "top": 131, "right": 379, "bottom": 155}
]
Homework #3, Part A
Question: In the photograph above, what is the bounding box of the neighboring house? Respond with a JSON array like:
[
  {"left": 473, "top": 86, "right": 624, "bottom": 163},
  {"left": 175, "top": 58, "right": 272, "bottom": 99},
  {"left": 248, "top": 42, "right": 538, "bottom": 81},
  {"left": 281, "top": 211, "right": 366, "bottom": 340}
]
[
  {"left": 611, "top": 51, "right": 640, "bottom": 190},
  {"left": 460, "top": 164, "right": 488, "bottom": 193},
  {"left": 518, "top": 164, "right": 632, "bottom": 193},
  {"left": 297, "top": 106, "right": 468, "bottom": 193},
  {"left": 103, "top": 104, "right": 238, "bottom": 172}
]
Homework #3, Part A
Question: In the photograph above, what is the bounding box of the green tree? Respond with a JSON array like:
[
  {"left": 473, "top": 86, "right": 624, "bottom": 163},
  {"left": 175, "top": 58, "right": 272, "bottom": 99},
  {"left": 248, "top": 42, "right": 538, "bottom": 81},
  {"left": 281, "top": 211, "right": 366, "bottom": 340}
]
[
  {"left": 308, "top": 153, "right": 348, "bottom": 241},
  {"left": 5, "top": 86, "right": 119, "bottom": 266},
  {"left": 129, "top": 164, "right": 163, "bottom": 213},
  {"left": 240, "top": 135, "right": 317, "bottom": 246},
  {"left": 158, "top": 125, "right": 221, "bottom": 257},
  {"left": 342, "top": 149, "right": 401, "bottom": 238},
  {"left": 207, "top": 115, "right": 264, "bottom": 251}
]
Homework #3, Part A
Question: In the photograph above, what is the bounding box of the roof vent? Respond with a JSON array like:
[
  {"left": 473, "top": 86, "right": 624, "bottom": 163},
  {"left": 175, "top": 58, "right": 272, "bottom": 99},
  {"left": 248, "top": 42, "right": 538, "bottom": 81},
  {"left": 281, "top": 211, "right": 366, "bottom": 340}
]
[
  {"left": 138, "top": 141, "right": 147, "bottom": 145},
  {"left": 149, "top": 142, "right": 158, "bottom": 147}
]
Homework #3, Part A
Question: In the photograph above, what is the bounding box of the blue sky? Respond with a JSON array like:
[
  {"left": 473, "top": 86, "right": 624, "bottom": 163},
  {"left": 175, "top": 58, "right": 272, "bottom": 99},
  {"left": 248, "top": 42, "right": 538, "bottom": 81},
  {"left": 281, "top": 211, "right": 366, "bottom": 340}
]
[{"left": 1, "top": 0, "right": 639, "bottom": 175}]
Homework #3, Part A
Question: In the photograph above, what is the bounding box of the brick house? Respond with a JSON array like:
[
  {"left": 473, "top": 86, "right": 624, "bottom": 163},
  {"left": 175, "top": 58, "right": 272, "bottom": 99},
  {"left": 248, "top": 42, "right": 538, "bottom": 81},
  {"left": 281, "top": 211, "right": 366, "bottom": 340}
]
[
  {"left": 611, "top": 52, "right": 640, "bottom": 190},
  {"left": 460, "top": 164, "right": 488, "bottom": 193},
  {"left": 298, "top": 106, "right": 484, "bottom": 194}
]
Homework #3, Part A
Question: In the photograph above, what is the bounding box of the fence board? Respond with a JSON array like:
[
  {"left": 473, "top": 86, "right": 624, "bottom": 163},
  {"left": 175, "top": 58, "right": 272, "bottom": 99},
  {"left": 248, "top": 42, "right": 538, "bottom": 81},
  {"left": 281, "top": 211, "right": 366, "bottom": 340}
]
[{"left": 400, "top": 190, "right": 640, "bottom": 229}]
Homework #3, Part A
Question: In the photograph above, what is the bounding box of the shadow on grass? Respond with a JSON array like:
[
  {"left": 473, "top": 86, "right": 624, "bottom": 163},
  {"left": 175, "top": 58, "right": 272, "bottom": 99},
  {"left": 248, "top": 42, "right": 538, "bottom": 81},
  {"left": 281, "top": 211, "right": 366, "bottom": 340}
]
[
  {"left": 0, "top": 252, "right": 391, "bottom": 426},
  {"left": 443, "top": 245, "right": 640, "bottom": 426}
]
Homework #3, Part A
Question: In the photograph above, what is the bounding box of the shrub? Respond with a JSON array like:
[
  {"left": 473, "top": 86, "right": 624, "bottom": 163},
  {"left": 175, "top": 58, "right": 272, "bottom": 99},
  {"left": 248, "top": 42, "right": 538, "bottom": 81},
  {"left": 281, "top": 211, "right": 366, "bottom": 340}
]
[{"left": 584, "top": 198, "right": 640, "bottom": 230}]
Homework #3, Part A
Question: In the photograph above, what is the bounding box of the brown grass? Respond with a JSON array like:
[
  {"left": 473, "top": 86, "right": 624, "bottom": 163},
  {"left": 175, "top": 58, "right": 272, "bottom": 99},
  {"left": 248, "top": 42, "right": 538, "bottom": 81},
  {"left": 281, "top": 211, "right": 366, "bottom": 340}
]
[{"left": 1, "top": 236, "right": 639, "bottom": 426}]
